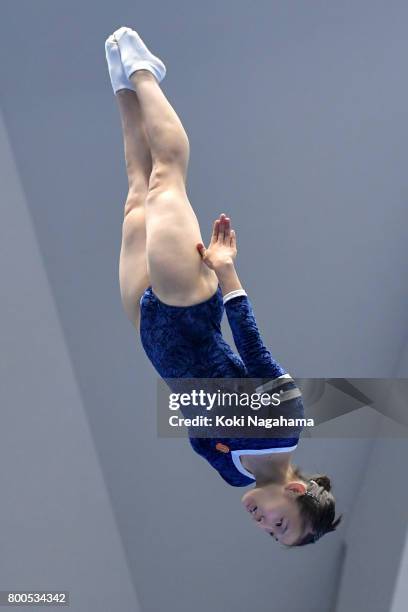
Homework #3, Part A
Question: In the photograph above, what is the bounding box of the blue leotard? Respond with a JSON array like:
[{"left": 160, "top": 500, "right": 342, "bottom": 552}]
[{"left": 140, "top": 285, "right": 304, "bottom": 486}]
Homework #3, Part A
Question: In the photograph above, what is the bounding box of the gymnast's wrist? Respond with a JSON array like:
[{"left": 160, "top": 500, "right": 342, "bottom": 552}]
[
  {"left": 214, "top": 260, "right": 239, "bottom": 284},
  {"left": 214, "top": 261, "right": 243, "bottom": 294},
  {"left": 214, "top": 259, "right": 235, "bottom": 275}
]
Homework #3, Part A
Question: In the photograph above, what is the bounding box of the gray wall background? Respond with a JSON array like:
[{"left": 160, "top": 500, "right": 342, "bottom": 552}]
[
  {"left": 1, "top": 1, "right": 408, "bottom": 611},
  {"left": 0, "top": 112, "right": 141, "bottom": 611},
  {"left": 391, "top": 530, "right": 408, "bottom": 612}
]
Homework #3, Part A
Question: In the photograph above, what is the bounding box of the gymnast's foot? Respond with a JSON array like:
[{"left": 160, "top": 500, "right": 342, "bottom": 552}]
[
  {"left": 105, "top": 34, "right": 135, "bottom": 94},
  {"left": 113, "top": 26, "right": 166, "bottom": 83}
]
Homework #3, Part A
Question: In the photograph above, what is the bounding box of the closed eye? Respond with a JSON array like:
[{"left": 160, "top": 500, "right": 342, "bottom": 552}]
[{"left": 269, "top": 521, "right": 288, "bottom": 541}]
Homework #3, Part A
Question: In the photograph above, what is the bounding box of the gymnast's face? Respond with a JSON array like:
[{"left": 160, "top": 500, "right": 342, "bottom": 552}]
[{"left": 241, "top": 481, "right": 310, "bottom": 545}]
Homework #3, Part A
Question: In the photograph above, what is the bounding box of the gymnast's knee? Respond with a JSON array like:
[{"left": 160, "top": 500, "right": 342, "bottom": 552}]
[
  {"left": 154, "top": 126, "right": 190, "bottom": 167},
  {"left": 123, "top": 192, "right": 147, "bottom": 217},
  {"left": 147, "top": 149, "right": 190, "bottom": 193}
]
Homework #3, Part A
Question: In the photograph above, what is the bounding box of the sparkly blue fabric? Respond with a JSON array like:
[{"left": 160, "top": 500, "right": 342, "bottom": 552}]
[{"left": 140, "top": 284, "right": 303, "bottom": 486}]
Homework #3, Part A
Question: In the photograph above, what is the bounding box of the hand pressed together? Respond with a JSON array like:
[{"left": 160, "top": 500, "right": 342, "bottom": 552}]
[{"left": 196, "top": 213, "right": 237, "bottom": 271}]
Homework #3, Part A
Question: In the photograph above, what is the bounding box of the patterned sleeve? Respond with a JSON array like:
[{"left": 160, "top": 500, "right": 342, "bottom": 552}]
[{"left": 223, "top": 291, "right": 287, "bottom": 379}]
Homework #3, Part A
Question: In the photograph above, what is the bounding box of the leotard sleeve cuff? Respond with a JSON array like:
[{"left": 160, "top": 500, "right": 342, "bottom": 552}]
[{"left": 223, "top": 289, "right": 248, "bottom": 304}]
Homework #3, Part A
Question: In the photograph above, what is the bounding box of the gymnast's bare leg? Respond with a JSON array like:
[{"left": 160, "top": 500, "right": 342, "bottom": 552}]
[
  {"left": 123, "top": 66, "right": 219, "bottom": 306},
  {"left": 116, "top": 89, "right": 152, "bottom": 329},
  {"left": 110, "top": 27, "right": 218, "bottom": 331}
]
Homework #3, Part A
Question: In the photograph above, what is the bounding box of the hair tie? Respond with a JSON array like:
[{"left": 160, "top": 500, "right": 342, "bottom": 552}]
[{"left": 304, "top": 480, "right": 320, "bottom": 501}]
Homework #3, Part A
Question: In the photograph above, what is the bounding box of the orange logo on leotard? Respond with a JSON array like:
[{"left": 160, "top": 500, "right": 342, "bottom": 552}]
[{"left": 215, "top": 442, "right": 230, "bottom": 453}]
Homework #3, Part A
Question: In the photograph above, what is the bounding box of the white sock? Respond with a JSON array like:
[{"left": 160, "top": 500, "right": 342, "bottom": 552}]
[
  {"left": 113, "top": 26, "right": 166, "bottom": 83},
  {"left": 105, "top": 34, "right": 135, "bottom": 93}
]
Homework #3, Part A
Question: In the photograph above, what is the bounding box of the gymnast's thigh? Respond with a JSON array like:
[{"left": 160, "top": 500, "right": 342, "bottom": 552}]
[{"left": 144, "top": 182, "right": 218, "bottom": 305}]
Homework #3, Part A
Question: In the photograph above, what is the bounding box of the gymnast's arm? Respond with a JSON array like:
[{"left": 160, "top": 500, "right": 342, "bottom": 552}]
[
  {"left": 216, "top": 263, "right": 286, "bottom": 379},
  {"left": 197, "top": 213, "right": 286, "bottom": 378}
]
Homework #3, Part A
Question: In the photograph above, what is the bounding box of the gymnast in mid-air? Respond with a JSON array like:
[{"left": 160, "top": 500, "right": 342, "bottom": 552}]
[{"left": 105, "top": 26, "right": 342, "bottom": 546}]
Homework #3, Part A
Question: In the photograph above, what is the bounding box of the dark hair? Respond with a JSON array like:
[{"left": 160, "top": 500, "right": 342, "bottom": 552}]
[{"left": 286, "top": 465, "right": 343, "bottom": 547}]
